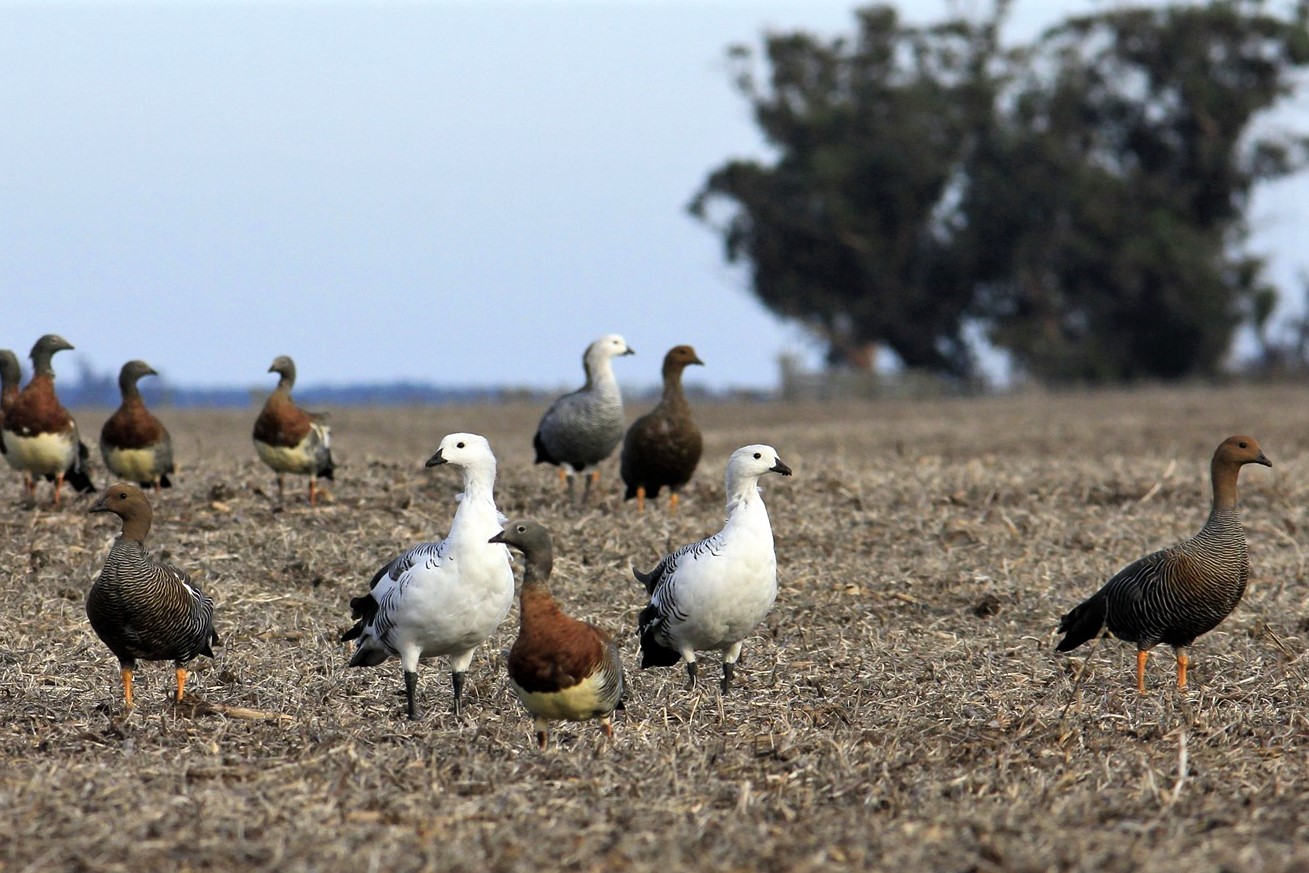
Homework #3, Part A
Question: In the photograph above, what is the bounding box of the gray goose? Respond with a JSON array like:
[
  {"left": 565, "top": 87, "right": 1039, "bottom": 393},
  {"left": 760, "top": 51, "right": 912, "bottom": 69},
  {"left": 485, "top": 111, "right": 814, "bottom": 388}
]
[
  {"left": 490, "top": 520, "right": 626, "bottom": 749},
  {"left": 532, "top": 334, "right": 634, "bottom": 502},
  {"left": 620, "top": 344, "right": 704, "bottom": 512},
  {"left": 87, "top": 483, "right": 219, "bottom": 708},
  {"left": 252, "top": 355, "right": 335, "bottom": 506},
  {"left": 1056, "top": 435, "right": 1271, "bottom": 692},
  {"left": 100, "top": 360, "right": 174, "bottom": 491},
  {"left": 0, "top": 334, "right": 96, "bottom": 504}
]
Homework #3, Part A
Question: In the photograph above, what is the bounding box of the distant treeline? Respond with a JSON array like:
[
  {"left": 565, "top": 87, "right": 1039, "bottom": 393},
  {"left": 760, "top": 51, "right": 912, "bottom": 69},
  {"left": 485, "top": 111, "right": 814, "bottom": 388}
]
[{"left": 54, "top": 364, "right": 753, "bottom": 409}]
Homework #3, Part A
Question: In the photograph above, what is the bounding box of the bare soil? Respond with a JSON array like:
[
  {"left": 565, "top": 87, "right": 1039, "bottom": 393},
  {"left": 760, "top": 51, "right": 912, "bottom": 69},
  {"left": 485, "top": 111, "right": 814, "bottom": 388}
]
[{"left": 4, "top": 384, "right": 1309, "bottom": 872}]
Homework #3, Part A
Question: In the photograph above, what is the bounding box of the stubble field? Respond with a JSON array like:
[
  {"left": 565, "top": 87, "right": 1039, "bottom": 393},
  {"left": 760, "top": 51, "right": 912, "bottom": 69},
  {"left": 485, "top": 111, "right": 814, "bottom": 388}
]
[{"left": 3, "top": 384, "right": 1309, "bottom": 872}]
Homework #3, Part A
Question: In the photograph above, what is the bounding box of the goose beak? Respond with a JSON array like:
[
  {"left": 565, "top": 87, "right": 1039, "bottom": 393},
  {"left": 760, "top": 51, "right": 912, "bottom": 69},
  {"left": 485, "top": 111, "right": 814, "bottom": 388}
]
[
  {"left": 488, "top": 530, "right": 506, "bottom": 545},
  {"left": 771, "top": 459, "right": 793, "bottom": 476},
  {"left": 89, "top": 495, "right": 111, "bottom": 513},
  {"left": 425, "top": 448, "right": 448, "bottom": 467},
  {"left": 1256, "top": 452, "right": 1272, "bottom": 467}
]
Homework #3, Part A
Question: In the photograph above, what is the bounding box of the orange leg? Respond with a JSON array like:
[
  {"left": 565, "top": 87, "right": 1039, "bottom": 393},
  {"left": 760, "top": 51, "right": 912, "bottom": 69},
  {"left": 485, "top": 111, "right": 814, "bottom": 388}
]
[
  {"left": 309, "top": 477, "right": 318, "bottom": 507},
  {"left": 1175, "top": 651, "right": 1188, "bottom": 690},
  {"left": 669, "top": 492, "right": 680, "bottom": 514},
  {"left": 636, "top": 485, "right": 646, "bottom": 512},
  {"left": 52, "top": 472, "right": 64, "bottom": 507},
  {"left": 534, "top": 716, "right": 549, "bottom": 750},
  {"left": 601, "top": 718, "right": 614, "bottom": 739},
  {"left": 1136, "top": 650, "right": 1148, "bottom": 694},
  {"left": 557, "top": 468, "right": 567, "bottom": 485},
  {"left": 175, "top": 667, "right": 189, "bottom": 702},
  {"left": 122, "top": 667, "right": 135, "bottom": 708}
]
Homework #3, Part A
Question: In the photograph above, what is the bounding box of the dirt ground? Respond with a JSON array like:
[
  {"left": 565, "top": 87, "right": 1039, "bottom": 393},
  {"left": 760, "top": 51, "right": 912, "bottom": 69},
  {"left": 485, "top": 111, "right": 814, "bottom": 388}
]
[{"left": 3, "top": 383, "right": 1309, "bottom": 872}]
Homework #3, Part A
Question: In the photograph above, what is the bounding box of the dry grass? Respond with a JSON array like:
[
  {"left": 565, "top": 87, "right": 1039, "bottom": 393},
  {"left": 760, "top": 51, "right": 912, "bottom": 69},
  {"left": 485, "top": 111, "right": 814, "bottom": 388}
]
[{"left": 4, "top": 383, "right": 1309, "bottom": 872}]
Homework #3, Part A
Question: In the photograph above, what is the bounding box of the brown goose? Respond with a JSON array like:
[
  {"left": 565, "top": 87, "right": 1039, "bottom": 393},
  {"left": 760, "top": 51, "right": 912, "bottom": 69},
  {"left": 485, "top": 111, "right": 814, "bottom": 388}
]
[
  {"left": 620, "top": 344, "right": 704, "bottom": 512},
  {"left": 100, "top": 360, "right": 174, "bottom": 491},
  {"left": 0, "top": 349, "right": 20, "bottom": 468},
  {"left": 490, "top": 520, "right": 625, "bottom": 749},
  {"left": 87, "top": 483, "right": 219, "bottom": 709},
  {"left": 1, "top": 334, "right": 96, "bottom": 504},
  {"left": 252, "top": 355, "right": 335, "bottom": 506},
  {"left": 1056, "top": 435, "right": 1271, "bottom": 692}
]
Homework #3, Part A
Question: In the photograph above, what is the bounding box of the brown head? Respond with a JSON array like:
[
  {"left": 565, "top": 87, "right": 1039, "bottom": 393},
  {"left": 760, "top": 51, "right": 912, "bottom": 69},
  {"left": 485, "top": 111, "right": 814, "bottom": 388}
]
[
  {"left": 117, "top": 360, "right": 158, "bottom": 399},
  {"left": 1214, "top": 435, "right": 1271, "bottom": 469},
  {"left": 268, "top": 355, "right": 297, "bottom": 390},
  {"left": 662, "top": 345, "right": 704, "bottom": 379},
  {"left": 90, "top": 482, "right": 155, "bottom": 541},
  {"left": 1210, "top": 435, "right": 1271, "bottom": 510}
]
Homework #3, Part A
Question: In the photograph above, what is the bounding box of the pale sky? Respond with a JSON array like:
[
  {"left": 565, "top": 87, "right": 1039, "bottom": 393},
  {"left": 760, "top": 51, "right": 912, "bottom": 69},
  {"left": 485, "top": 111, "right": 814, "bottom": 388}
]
[{"left": 2, "top": 0, "right": 1305, "bottom": 393}]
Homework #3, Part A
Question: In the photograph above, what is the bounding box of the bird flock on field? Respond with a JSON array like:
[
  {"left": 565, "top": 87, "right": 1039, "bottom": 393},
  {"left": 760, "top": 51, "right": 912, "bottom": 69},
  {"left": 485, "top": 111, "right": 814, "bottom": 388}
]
[{"left": 0, "top": 332, "right": 1276, "bottom": 749}]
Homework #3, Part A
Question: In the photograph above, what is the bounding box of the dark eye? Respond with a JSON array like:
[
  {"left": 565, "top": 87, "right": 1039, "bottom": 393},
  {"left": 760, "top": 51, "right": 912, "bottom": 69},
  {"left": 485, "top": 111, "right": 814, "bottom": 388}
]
[
  {"left": 1239, "top": 441, "right": 1248, "bottom": 448},
  {"left": 457, "top": 442, "right": 466, "bottom": 449},
  {"left": 517, "top": 525, "right": 527, "bottom": 533},
  {"left": 753, "top": 452, "right": 762, "bottom": 460}
]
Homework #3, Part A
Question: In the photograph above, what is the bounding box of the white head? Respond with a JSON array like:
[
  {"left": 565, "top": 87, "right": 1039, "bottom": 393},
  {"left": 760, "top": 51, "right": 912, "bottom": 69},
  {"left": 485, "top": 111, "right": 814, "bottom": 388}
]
[
  {"left": 725, "top": 444, "right": 792, "bottom": 494},
  {"left": 425, "top": 433, "right": 497, "bottom": 476},
  {"left": 583, "top": 334, "right": 635, "bottom": 374}
]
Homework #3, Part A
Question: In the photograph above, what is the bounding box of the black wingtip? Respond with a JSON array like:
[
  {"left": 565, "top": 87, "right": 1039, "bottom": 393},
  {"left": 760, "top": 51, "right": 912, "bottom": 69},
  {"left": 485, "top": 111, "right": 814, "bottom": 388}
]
[
  {"left": 1055, "top": 594, "right": 1107, "bottom": 652},
  {"left": 632, "top": 565, "right": 657, "bottom": 596},
  {"left": 65, "top": 466, "right": 97, "bottom": 494},
  {"left": 532, "top": 431, "right": 555, "bottom": 466}
]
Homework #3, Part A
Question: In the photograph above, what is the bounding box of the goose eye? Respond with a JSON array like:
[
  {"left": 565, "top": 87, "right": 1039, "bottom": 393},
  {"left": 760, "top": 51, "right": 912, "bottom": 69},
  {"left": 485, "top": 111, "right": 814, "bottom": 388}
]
[
  {"left": 517, "top": 525, "right": 527, "bottom": 533},
  {"left": 1239, "top": 441, "right": 1248, "bottom": 448},
  {"left": 753, "top": 452, "right": 762, "bottom": 460},
  {"left": 457, "top": 441, "right": 466, "bottom": 449}
]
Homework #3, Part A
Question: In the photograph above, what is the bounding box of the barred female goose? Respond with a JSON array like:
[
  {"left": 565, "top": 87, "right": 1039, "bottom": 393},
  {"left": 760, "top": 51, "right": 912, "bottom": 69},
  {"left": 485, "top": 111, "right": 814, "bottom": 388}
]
[
  {"left": 637, "top": 444, "right": 792, "bottom": 692},
  {"left": 1056, "top": 435, "right": 1271, "bottom": 692},
  {"left": 490, "top": 520, "right": 625, "bottom": 749},
  {"left": 86, "top": 483, "right": 219, "bottom": 708},
  {"left": 1, "top": 334, "right": 96, "bottom": 504},
  {"left": 100, "top": 360, "right": 174, "bottom": 491},
  {"left": 620, "top": 344, "right": 704, "bottom": 513},
  {"left": 342, "top": 433, "right": 514, "bottom": 720},
  {"left": 533, "top": 334, "right": 634, "bottom": 501},
  {"left": 253, "top": 355, "right": 335, "bottom": 506}
]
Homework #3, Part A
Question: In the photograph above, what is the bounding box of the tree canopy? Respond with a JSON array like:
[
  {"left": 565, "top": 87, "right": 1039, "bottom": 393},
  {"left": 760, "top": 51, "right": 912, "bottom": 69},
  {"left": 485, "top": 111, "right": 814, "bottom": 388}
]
[{"left": 690, "top": 0, "right": 1309, "bottom": 384}]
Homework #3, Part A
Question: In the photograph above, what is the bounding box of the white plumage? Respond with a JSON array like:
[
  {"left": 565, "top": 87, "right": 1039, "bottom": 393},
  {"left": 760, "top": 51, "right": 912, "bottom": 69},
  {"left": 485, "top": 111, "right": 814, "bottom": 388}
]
[
  {"left": 636, "top": 444, "right": 792, "bottom": 692},
  {"left": 343, "top": 433, "right": 514, "bottom": 719}
]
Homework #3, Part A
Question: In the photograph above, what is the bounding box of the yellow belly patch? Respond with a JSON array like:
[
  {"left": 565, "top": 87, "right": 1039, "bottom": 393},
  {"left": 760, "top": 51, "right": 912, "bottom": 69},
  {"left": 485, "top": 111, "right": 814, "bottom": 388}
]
[
  {"left": 254, "top": 439, "right": 319, "bottom": 475},
  {"left": 3, "top": 430, "right": 75, "bottom": 475},
  {"left": 511, "top": 673, "right": 607, "bottom": 721},
  {"left": 104, "top": 447, "right": 158, "bottom": 482}
]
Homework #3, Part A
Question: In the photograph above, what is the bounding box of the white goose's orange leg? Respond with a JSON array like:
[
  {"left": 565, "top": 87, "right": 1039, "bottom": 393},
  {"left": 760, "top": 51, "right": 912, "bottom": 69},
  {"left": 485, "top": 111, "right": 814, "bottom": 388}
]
[{"left": 1136, "top": 650, "right": 1149, "bottom": 694}]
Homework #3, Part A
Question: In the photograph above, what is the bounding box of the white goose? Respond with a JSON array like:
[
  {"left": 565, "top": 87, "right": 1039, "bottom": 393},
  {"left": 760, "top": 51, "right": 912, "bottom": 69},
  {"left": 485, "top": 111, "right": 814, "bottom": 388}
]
[
  {"left": 342, "top": 433, "right": 514, "bottom": 719},
  {"left": 636, "top": 444, "right": 792, "bottom": 692}
]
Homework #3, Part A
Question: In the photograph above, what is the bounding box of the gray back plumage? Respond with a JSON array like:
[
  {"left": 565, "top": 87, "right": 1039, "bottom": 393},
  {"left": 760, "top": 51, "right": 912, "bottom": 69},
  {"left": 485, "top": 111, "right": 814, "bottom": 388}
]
[
  {"left": 87, "top": 538, "right": 218, "bottom": 668},
  {"left": 533, "top": 335, "right": 631, "bottom": 472}
]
